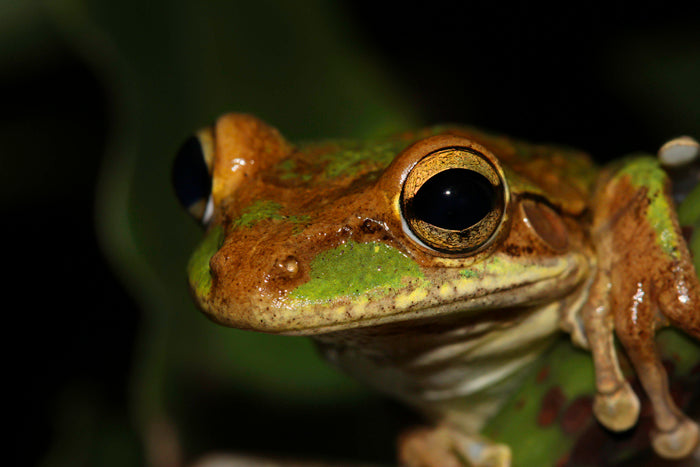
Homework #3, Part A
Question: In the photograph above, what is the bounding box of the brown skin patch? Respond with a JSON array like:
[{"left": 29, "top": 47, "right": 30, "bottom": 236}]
[
  {"left": 211, "top": 114, "right": 293, "bottom": 209},
  {"left": 537, "top": 365, "right": 551, "bottom": 383},
  {"left": 592, "top": 175, "right": 700, "bottom": 337}
]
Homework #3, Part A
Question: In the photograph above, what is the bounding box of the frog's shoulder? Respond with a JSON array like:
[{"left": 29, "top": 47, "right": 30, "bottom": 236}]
[{"left": 440, "top": 125, "right": 597, "bottom": 216}]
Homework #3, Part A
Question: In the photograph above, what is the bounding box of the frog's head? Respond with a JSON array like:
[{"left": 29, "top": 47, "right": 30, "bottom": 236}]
[{"left": 173, "top": 114, "right": 592, "bottom": 335}]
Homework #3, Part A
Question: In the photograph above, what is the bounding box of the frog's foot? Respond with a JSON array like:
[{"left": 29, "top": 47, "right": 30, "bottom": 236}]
[
  {"left": 613, "top": 288, "right": 700, "bottom": 459},
  {"left": 580, "top": 268, "right": 641, "bottom": 432},
  {"left": 651, "top": 417, "right": 700, "bottom": 460},
  {"left": 586, "top": 155, "right": 700, "bottom": 459},
  {"left": 592, "top": 382, "right": 640, "bottom": 432},
  {"left": 398, "top": 425, "right": 511, "bottom": 467}
]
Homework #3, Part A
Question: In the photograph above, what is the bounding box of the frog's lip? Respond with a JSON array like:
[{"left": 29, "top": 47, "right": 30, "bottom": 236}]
[{"left": 238, "top": 252, "right": 591, "bottom": 336}]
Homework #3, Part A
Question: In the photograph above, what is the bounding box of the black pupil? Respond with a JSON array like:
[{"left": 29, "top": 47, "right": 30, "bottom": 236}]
[
  {"left": 411, "top": 168, "right": 495, "bottom": 230},
  {"left": 172, "top": 135, "right": 211, "bottom": 210}
]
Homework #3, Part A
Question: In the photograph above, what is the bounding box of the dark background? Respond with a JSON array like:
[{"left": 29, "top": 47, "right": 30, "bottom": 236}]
[{"left": 7, "top": 1, "right": 700, "bottom": 466}]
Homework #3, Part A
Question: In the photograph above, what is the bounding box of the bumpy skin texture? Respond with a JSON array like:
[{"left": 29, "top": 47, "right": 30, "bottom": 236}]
[{"left": 184, "top": 114, "right": 700, "bottom": 466}]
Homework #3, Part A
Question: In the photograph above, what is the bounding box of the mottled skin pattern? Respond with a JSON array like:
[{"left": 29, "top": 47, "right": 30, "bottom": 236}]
[{"left": 182, "top": 114, "right": 700, "bottom": 466}]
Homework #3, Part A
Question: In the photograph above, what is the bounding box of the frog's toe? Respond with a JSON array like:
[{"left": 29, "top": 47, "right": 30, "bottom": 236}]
[
  {"left": 468, "top": 443, "right": 511, "bottom": 467},
  {"left": 455, "top": 434, "right": 511, "bottom": 467},
  {"left": 651, "top": 417, "right": 700, "bottom": 460},
  {"left": 593, "top": 382, "right": 640, "bottom": 431},
  {"left": 398, "top": 425, "right": 511, "bottom": 467}
]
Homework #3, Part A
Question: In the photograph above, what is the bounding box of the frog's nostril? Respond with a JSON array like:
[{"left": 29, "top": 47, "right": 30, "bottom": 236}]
[{"left": 277, "top": 255, "right": 300, "bottom": 276}]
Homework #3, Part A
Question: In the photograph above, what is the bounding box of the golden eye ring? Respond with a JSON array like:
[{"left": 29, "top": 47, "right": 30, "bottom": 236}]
[{"left": 400, "top": 145, "right": 507, "bottom": 254}]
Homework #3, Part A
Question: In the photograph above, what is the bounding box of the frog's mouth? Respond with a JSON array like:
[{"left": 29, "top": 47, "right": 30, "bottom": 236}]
[{"left": 210, "top": 250, "right": 591, "bottom": 336}]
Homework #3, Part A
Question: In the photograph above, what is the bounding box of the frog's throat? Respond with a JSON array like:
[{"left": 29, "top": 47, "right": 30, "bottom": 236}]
[{"left": 314, "top": 298, "right": 572, "bottom": 434}]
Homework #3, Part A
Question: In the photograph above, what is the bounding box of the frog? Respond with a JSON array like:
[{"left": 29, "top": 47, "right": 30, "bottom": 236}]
[{"left": 172, "top": 113, "right": 700, "bottom": 466}]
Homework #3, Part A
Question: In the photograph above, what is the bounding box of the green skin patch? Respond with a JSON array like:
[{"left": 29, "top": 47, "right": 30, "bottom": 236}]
[
  {"left": 278, "top": 127, "right": 448, "bottom": 184},
  {"left": 318, "top": 139, "right": 414, "bottom": 179},
  {"left": 277, "top": 159, "right": 312, "bottom": 182},
  {"left": 233, "top": 200, "right": 286, "bottom": 227},
  {"left": 275, "top": 139, "right": 411, "bottom": 184},
  {"left": 460, "top": 269, "right": 478, "bottom": 278},
  {"left": 615, "top": 156, "right": 682, "bottom": 260},
  {"left": 290, "top": 241, "right": 425, "bottom": 303},
  {"left": 187, "top": 225, "right": 224, "bottom": 297},
  {"left": 233, "top": 200, "right": 311, "bottom": 231}
]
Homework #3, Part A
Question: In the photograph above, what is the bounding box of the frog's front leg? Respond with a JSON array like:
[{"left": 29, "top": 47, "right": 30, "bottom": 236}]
[
  {"left": 583, "top": 153, "right": 700, "bottom": 459},
  {"left": 398, "top": 424, "right": 510, "bottom": 467},
  {"left": 581, "top": 263, "right": 641, "bottom": 432}
]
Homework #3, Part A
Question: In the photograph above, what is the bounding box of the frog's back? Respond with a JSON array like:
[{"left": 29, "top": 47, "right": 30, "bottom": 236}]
[
  {"left": 279, "top": 125, "right": 597, "bottom": 217},
  {"left": 253, "top": 124, "right": 595, "bottom": 221}
]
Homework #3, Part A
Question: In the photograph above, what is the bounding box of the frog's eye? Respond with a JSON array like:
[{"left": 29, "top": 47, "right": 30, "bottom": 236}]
[
  {"left": 172, "top": 128, "right": 215, "bottom": 225},
  {"left": 400, "top": 146, "right": 507, "bottom": 254}
]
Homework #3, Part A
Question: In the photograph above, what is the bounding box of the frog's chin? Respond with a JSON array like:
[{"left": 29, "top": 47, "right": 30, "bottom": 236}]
[{"left": 212, "top": 252, "right": 592, "bottom": 336}]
